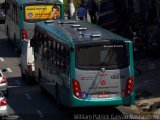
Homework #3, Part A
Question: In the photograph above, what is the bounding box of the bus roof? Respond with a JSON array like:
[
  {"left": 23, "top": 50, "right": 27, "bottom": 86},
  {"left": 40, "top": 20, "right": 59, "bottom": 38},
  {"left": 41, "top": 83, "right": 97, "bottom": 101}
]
[
  {"left": 17, "top": 0, "right": 62, "bottom": 4},
  {"left": 36, "top": 20, "right": 130, "bottom": 45}
]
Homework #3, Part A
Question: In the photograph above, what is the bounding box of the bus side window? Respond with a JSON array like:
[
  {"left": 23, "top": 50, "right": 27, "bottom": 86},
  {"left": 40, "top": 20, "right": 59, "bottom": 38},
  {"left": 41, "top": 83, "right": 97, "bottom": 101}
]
[
  {"left": 60, "top": 45, "right": 64, "bottom": 70},
  {"left": 62, "top": 47, "right": 66, "bottom": 72},
  {"left": 46, "top": 39, "right": 52, "bottom": 61},
  {"left": 48, "top": 39, "right": 51, "bottom": 50},
  {"left": 56, "top": 43, "right": 60, "bottom": 67},
  {"left": 42, "top": 34, "right": 46, "bottom": 57},
  {"left": 65, "top": 49, "right": 70, "bottom": 75},
  {"left": 39, "top": 33, "right": 42, "bottom": 48},
  {"left": 55, "top": 41, "right": 58, "bottom": 66},
  {"left": 52, "top": 40, "right": 56, "bottom": 65},
  {"left": 48, "top": 39, "right": 52, "bottom": 61},
  {"left": 43, "top": 34, "right": 48, "bottom": 58}
]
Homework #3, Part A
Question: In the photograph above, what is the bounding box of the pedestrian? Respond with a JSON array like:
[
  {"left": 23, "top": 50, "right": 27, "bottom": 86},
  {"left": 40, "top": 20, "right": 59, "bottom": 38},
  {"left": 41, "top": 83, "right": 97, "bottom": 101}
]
[
  {"left": 77, "top": 4, "right": 87, "bottom": 20},
  {"left": 86, "top": 0, "right": 98, "bottom": 24}
]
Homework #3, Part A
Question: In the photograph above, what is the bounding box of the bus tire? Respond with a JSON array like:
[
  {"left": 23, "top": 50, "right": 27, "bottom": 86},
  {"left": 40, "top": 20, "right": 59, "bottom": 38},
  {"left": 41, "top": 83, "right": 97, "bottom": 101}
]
[
  {"left": 4, "top": 89, "right": 9, "bottom": 97},
  {"left": 56, "top": 85, "right": 63, "bottom": 110},
  {"left": 21, "top": 72, "right": 26, "bottom": 80},
  {"left": 20, "top": 66, "right": 26, "bottom": 80},
  {"left": 26, "top": 74, "right": 32, "bottom": 85}
]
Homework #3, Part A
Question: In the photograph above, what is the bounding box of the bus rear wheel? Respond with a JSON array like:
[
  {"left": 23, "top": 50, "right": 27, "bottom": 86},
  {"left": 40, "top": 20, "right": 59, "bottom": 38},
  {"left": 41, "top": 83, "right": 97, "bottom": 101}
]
[{"left": 21, "top": 71, "right": 26, "bottom": 80}]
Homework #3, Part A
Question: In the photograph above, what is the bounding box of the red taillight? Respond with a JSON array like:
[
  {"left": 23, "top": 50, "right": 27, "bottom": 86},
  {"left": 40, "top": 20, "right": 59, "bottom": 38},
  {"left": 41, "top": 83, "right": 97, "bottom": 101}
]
[
  {"left": 125, "top": 77, "right": 134, "bottom": 96},
  {"left": 0, "top": 98, "right": 7, "bottom": 106},
  {"left": 0, "top": 76, "right": 6, "bottom": 84},
  {"left": 27, "top": 65, "right": 32, "bottom": 71},
  {"left": 22, "top": 29, "right": 27, "bottom": 39},
  {"left": 72, "top": 80, "right": 82, "bottom": 98}
]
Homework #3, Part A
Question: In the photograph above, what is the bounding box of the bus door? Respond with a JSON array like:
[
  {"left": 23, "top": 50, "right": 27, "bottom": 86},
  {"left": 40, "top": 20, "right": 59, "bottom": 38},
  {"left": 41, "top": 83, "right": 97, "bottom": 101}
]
[{"left": 74, "top": 42, "right": 133, "bottom": 99}]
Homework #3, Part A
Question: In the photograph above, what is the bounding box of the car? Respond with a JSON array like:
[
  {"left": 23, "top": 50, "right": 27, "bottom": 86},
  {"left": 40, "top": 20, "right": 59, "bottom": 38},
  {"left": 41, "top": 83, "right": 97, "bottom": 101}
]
[
  {"left": 0, "top": 70, "right": 8, "bottom": 97},
  {"left": 0, "top": 91, "right": 8, "bottom": 117}
]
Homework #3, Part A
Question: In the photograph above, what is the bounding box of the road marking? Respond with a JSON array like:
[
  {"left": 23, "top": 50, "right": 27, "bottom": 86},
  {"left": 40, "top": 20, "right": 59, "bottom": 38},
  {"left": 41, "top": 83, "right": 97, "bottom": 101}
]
[
  {"left": 0, "top": 57, "right": 4, "bottom": 62},
  {"left": 36, "top": 110, "right": 44, "bottom": 118},
  {"left": 25, "top": 93, "right": 32, "bottom": 100},
  {"left": 6, "top": 68, "right": 12, "bottom": 72},
  {"left": 15, "top": 80, "right": 21, "bottom": 85}
]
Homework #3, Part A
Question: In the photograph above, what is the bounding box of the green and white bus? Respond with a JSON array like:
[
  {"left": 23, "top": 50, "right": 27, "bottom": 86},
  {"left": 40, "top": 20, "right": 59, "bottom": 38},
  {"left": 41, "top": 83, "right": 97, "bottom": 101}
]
[
  {"left": 5, "top": 0, "right": 64, "bottom": 84},
  {"left": 32, "top": 20, "right": 135, "bottom": 108},
  {"left": 5, "top": 0, "right": 64, "bottom": 50}
]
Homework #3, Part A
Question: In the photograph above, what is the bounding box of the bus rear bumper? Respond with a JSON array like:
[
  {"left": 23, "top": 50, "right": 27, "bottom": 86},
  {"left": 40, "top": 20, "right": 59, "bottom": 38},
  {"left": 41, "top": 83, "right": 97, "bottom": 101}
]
[{"left": 69, "top": 92, "right": 135, "bottom": 108}]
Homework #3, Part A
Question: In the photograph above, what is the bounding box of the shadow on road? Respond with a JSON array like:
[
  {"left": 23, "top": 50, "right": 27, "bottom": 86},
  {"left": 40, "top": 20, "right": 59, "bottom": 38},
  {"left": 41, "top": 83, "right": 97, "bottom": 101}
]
[{"left": 0, "top": 38, "right": 18, "bottom": 58}]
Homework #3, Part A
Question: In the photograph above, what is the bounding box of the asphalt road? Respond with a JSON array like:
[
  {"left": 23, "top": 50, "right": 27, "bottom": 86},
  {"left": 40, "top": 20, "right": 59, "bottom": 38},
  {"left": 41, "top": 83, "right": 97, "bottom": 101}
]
[{"left": 0, "top": 24, "right": 136, "bottom": 120}]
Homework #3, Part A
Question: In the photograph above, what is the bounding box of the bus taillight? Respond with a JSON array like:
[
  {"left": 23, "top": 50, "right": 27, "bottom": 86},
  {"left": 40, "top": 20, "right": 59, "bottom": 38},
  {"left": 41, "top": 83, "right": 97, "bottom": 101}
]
[
  {"left": 22, "top": 29, "right": 27, "bottom": 39},
  {"left": 125, "top": 77, "right": 134, "bottom": 97},
  {"left": 0, "top": 76, "right": 6, "bottom": 84},
  {"left": 0, "top": 98, "right": 7, "bottom": 106},
  {"left": 72, "top": 80, "right": 82, "bottom": 98}
]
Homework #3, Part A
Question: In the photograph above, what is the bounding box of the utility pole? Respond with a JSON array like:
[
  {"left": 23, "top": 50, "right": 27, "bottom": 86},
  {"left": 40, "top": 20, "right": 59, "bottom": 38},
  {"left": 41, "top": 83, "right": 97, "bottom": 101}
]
[{"left": 68, "top": 0, "right": 75, "bottom": 19}]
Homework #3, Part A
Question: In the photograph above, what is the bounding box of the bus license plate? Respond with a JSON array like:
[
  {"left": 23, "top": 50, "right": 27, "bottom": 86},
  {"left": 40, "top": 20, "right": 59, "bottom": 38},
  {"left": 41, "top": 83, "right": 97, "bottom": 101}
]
[{"left": 98, "top": 94, "right": 109, "bottom": 98}]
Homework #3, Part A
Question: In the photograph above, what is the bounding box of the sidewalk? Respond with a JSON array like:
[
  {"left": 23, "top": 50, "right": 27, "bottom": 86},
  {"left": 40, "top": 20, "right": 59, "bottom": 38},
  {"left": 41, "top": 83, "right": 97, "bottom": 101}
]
[
  {"left": 134, "top": 57, "right": 160, "bottom": 115},
  {"left": 117, "top": 58, "right": 160, "bottom": 118}
]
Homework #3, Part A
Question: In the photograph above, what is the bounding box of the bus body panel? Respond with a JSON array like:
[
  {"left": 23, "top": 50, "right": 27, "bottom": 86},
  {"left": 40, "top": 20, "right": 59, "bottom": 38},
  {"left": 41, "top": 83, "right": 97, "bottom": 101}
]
[
  {"left": 68, "top": 92, "right": 135, "bottom": 107},
  {"left": 75, "top": 68, "right": 130, "bottom": 100}
]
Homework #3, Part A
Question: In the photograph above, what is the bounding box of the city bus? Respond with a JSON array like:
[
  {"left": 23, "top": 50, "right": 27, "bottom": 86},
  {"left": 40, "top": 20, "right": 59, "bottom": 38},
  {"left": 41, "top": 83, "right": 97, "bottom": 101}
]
[
  {"left": 32, "top": 20, "right": 135, "bottom": 108},
  {"left": 5, "top": 0, "right": 64, "bottom": 84}
]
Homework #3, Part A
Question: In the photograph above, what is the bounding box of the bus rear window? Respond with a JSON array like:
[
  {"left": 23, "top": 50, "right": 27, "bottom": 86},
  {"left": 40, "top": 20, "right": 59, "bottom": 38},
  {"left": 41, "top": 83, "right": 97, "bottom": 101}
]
[
  {"left": 25, "top": 4, "right": 61, "bottom": 22},
  {"left": 76, "top": 43, "right": 129, "bottom": 70}
]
